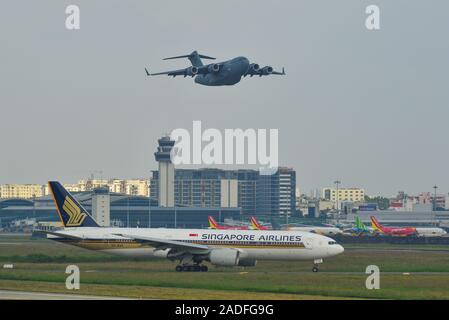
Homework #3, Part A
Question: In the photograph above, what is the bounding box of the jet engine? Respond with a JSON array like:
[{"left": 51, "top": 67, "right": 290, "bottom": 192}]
[
  {"left": 260, "top": 66, "right": 273, "bottom": 75},
  {"left": 207, "top": 63, "right": 220, "bottom": 73},
  {"left": 248, "top": 63, "right": 260, "bottom": 73},
  {"left": 153, "top": 249, "right": 170, "bottom": 258},
  {"left": 185, "top": 66, "right": 199, "bottom": 77},
  {"left": 208, "top": 248, "right": 240, "bottom": 266}
]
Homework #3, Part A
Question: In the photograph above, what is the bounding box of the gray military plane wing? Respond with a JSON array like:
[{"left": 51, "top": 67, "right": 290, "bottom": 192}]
[{"left": 145, "top": 51, "right": 285, "bottom": 86}]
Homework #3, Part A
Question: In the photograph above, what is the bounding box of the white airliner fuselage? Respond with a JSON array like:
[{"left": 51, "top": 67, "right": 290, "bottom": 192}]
[
  {"left": 48, "top": 227, "right": 344, "bottom": 272},
  {"left": 46, "top": 181, "right": 344, "bottom": 272},
  {"left": 415, "top": 227, "right": 447, "bottom": 237},
  {"left": 287, "top": 227, "right": 343, "bottom": 236}
]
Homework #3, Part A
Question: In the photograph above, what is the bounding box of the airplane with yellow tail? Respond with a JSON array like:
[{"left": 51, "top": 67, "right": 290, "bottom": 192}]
[{"left": 41, "top": 182, "right": 343, "bottom": 272}]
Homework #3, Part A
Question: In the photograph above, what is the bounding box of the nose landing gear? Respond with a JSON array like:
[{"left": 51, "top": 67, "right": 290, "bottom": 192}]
[{"left": 312, "top": 259, "right": 323, "bottom": 272}]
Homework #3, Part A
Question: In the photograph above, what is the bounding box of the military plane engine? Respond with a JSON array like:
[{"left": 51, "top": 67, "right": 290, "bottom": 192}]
[
  {"left": 207, "top": 63, "right": 221, "bottom": 73},
  {"left": 185, "top": 66, "right": 199, "bottom": 77},
  {"left": 247, "top": 63, "right": 260, "bottom": 75},
  {"left": 260, "top": 66, "right": 273, "bottom": 75}
]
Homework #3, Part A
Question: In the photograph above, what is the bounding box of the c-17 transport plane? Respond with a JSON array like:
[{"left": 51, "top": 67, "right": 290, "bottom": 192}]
[
  {"left": 145, "top": 51, "right": 285, "bottom": 86},
  {"left": 43, "top": 182, "right": 344, "bottom": 272}
]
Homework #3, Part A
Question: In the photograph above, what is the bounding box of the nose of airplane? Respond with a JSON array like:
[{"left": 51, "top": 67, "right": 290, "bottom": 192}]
[
  {"left": 337, "top": 244, "right": 344, "bottom": 254},
  {"left": 328, "top": 244, "right": 344, "bottom": 257}
]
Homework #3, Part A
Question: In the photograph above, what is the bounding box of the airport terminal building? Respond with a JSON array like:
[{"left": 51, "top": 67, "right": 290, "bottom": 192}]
[
  {"left": 0, "top": 191, "right": 241, "bottom": 229},
  {"left": 346, "top": 210, "right": 449, "bottom": 227}
]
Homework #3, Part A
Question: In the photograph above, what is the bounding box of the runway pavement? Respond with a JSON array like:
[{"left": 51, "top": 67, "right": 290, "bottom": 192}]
[{"left": 0, "top": 289, "right": 132, "bottom": 300}]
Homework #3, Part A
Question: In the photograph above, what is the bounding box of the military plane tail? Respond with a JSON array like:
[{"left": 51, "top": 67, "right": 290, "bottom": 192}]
[{"left": 163, "top": 50, "right": 215, "bottom": 67}]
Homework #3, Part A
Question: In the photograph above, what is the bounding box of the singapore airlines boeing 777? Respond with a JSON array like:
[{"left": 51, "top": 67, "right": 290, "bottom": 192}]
[{"left": 44, "top": 182, "right": 344, "bottom": 272}]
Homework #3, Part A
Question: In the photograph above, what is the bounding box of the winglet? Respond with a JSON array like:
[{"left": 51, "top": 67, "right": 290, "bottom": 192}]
[
  {"left": 282, "top": 67, "right": 286, "bottom": 75},
  {"left": 145, "top": 68, "right": 151, "bottom": 76}
]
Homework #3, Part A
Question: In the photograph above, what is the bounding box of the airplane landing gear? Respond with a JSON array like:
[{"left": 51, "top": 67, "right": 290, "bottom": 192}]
[
  {"left": 175, "top": 265, "right": 208, "bottom": 272},
  {"left": 312, "top": 259, "right": 323, "bottom": 272},
  {"left": 176, "top": 254, "right": 208, "bottom": 272}
]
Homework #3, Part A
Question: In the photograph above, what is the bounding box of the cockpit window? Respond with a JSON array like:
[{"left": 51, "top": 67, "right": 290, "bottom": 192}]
[{"left": 328, "top": 241, "right": 337, "bottom": 245}]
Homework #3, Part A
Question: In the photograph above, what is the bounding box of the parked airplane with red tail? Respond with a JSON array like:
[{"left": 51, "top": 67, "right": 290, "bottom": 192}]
[
  {"left": 371, "top": 216, "right": 446, "bottom": 237},
  {"left": 208, "top": 216, "right": 250, "bottom": 230},
  {"left": 250, "top": 216, "right": 270, "bottom": 230},
  {"left": 370, "top": 216, "right": 417, "bottom": 236}
]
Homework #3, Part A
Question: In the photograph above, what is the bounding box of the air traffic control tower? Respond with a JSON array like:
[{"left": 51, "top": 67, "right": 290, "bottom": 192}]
[{"left": 154, "top": 135, "right": 175, "bottom": 207}]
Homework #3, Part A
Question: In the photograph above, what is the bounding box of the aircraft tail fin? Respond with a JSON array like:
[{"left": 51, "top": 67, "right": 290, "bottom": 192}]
[
  {"left": 208, "top": 216, "right": 219, "bottom": 229},
  {"left": 251, "top": 216, "right": 269, "bottom": 230},
  {"left": 48, "top": 181, "right": 99, "bottom": 228},
  {"left": 370, "top": 216, "right": 383, "bottom": 232},
  {"left": 250, "top": 216, "right": 261, "bottom": 230},
  {"left": 355, "top": 216, "right": 367, "bottom": 230},
  {"left": 163, "top": 51, "right": 215, "bottom": 67}
]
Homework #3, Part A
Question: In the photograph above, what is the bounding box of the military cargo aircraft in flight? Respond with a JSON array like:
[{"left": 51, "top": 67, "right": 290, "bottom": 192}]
[{"left": 145, "top": 51, "right": 285, "bottom": 86}]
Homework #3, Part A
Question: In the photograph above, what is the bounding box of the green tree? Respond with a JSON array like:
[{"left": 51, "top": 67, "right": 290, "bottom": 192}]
[{"left": 364, "top": 195, "right": 390, "bottom": 210}]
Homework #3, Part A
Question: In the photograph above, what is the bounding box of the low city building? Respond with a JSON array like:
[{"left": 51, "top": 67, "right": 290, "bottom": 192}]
[
  {"left": 322, "top": 187, "right": 365, "bottom": 203},
  {"left": 0, "top": 184, "right": 45, "bottom": 199},
  {"left": 1, "top": 179, "right": 150, "bottom": 199}
]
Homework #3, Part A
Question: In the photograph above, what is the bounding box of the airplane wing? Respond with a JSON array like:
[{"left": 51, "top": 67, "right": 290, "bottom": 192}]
[
  {"left": 145, "top": 66, "right": 209, "bottom": 77},
  {"left": 271, "top": 68, "right": 286, "bottom": 75},
  {"left": 114, "top": 234, "right": 210, "bottom": 252},
  {"left": 245, "top": 66, "right": 286, "bottom": 77},
  {"left": 145, "top": 68, "right": 190, "bottom": 77}
]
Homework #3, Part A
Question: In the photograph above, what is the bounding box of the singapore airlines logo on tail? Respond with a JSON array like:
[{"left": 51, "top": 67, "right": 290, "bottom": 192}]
[{"left": 62, "top": 196, "right": 87, "bottom": 227}]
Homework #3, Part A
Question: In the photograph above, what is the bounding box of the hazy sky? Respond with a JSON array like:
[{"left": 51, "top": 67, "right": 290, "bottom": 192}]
[{"left": 1, "top": 1, "right": 448, "bottom": 197}]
